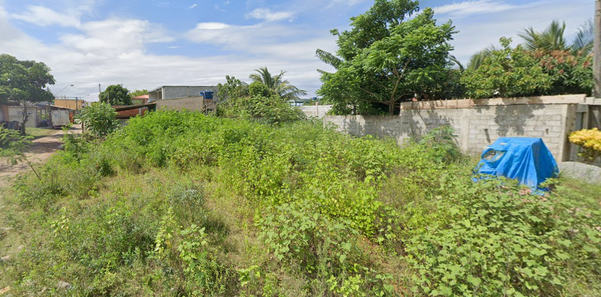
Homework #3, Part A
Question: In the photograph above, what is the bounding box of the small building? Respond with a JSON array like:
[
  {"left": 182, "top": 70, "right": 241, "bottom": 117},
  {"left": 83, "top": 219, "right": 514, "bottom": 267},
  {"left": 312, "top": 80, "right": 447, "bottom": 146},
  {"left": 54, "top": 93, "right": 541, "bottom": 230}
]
[
  {"left": 1, "top": 101, "right": 52, "bottom": 128},
  {"left": 149, "top": 85, "right": 219, "bottom": 101},
  {"left": 50, "top": 105, "right": 74, "bottom": 128},
  {"left": 148, "top": 85, "right": 218, "bottom": 113}
]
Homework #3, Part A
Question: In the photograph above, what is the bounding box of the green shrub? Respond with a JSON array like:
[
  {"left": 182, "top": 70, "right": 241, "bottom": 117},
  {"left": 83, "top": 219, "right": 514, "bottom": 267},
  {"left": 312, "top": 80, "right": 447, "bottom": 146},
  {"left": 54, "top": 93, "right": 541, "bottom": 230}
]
[
  {"left": 419, "top": 125, "right": 463, "bottom": 164},
  {"left": 404, "top": 176, "right": 601, "bottom": 296},
  {"left": 76, "top": 103, "right": 119, "bottom": 137},
  {"left": 257, "top": 201, "right": 394, "bottom": 296}
]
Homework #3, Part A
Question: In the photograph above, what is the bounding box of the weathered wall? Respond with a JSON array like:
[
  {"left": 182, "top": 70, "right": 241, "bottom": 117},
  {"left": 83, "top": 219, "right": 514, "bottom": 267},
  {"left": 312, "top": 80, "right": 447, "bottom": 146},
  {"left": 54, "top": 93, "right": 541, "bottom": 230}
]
[
  {"left": 8, "top": 106, "right": 38, "bottom": 128},
  {"left": 300, "top": 105, "right": 332, "bottom": 118},
  {"left": 325, "top": 97, "right": 583, "bottom": 161},
  {"left": 156, "top": 96, "right": 213, "bottom": 112},
  {"left": 164, "top": 86, "right": 219, "bottom": 100}
]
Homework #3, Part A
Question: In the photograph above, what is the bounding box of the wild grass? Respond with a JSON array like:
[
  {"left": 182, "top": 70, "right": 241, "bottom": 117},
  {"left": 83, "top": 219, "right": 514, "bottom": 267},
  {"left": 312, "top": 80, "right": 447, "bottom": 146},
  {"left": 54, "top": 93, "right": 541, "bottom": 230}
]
[
  {"left": 0, "top": 111, "right": 599, "bottom": 296},
  {"left": 26, "top": 127, "right": 56, "bottom": 139}
]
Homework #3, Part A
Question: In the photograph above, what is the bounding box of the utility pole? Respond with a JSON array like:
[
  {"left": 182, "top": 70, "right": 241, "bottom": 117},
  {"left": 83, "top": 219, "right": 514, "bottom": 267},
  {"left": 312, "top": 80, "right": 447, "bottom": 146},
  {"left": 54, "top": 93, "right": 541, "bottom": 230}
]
[{"left": 594, "top": 0, "right": 601, "bottom": 97}]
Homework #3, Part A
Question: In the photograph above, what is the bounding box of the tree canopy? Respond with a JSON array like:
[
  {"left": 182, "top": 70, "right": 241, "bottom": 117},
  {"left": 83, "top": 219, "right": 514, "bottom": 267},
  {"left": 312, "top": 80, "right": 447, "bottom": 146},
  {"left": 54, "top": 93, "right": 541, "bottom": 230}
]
[
  {"left": 129, "top": 89, "right": 148, "bottom": 97},
  {"left": 465, "top": 20, "right": 594, "bottom": 98},
  {"left": 517, "top": 20, "right": 593, "bottom": 96},
  {"left": 217, "top": 74, "right": 305, "bottom": 124},
  {"left": 249, "top": 67, "right": 307, "bottom": 100},
  {"left": 99, "top": 84, "right": 132, "bottom": 106},
  {"left": 519, "top": 20, "right": 569, "bottom": 52},
  {"left": 461, "top": 38, "right": 551, "bottom": 98},
  {"left": 217, "top": 75, "right": 249, "bottom": 101},
  {"left": 316, "top": 0, "right": 456, "bottom": 115},
  {"left": 0, "top": 54, "right": 55, "bottom": 134}
]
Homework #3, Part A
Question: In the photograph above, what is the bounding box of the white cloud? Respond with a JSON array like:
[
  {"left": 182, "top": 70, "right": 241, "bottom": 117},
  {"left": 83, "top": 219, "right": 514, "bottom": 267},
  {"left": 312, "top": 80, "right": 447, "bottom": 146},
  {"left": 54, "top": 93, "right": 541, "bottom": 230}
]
[
  {"left": 11, "top": 5, "right": 81, "bottom": 27},
  {"left": 59, "top": 18, "right": 174, "bottom": 57},
  {"left": 195, "top": 22, "right": 230, "bottom": 30},
  {"left": 326, "top": 0, "right": 366, "bottom": 8},
  {"left": 189, "top": 4, "right": 197, "bottom": 9},
  {"left": 433, "top": 0, "right": 517, "bottom": 17},
  {"left": 245, "top": 8, "right": 296, "bottom": 22},
  {"left": 186, "top": 21, "right": 298, "bottom": 49}
]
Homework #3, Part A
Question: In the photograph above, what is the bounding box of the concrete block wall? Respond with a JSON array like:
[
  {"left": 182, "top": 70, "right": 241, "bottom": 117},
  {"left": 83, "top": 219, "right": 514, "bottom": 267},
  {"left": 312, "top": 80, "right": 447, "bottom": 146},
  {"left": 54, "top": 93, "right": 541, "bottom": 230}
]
[
  {"left": 325, "top": 102, "right": 575, "bottom": 161},
  {"left": 300, "top": 105, "right": 332, "bottom": 118},
  {"left": 163, "top": 86, "right": 219, "bottom": 101}
]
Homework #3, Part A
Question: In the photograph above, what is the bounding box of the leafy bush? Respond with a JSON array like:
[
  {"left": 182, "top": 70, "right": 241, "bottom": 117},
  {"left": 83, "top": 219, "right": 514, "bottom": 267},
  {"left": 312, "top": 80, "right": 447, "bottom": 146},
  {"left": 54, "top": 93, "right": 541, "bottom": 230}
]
[
  {"left": 419, "top": 125, "right": 463, "bottom": 164},
  {"left": 76, "top": 103, "right": 119, "bottom": 137},
  {"left": 569, "top": 127, "right": 601, "bottom": 163},
  {"left": 461, "top": 37, "right": 551, "bottom": 98},
  {"left": 257, "top": 201, "right": 394, "bottom": 296},
  {"left": 218, "top": 80, "right": 306, "bottom": 124},
  {"left": 403, "top": 174, "right": 601, "bottom": 296}
]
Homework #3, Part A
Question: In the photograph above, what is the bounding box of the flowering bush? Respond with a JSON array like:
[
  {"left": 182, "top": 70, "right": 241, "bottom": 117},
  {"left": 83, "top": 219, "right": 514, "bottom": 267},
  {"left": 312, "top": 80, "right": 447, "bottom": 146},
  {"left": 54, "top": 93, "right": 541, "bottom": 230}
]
[{"left": 569, "top": 128, "right": 601, "bottom": 163}]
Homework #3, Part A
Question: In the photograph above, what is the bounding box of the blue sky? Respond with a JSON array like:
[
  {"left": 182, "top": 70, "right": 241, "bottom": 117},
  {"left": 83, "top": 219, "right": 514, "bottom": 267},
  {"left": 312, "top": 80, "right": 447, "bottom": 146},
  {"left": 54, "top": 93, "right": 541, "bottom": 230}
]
[{"left": 0, "top": 0, "right": 593, "bottom": 101}]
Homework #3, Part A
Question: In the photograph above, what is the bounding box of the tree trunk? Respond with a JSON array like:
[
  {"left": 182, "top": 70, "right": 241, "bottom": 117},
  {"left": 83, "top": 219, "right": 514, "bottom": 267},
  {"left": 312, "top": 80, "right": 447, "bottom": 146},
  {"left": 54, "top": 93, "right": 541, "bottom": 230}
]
[
  {"left": 594, "top": 0, "right": 601, "bottom": 97},
  {"left": 20, "top": 102, "right": 29, "bottom": 135}
]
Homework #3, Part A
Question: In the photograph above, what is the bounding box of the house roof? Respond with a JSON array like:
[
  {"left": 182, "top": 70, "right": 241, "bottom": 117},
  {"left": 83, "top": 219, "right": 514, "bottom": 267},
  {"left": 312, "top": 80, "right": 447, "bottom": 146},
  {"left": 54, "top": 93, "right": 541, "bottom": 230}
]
[
  {"left": 132, "top": 95, "right": 149, "bottom": 99},
  {"left": 112, "top": 103, "right": 156, "bottom": 111},
  {"left": 50, "top": 105, "right": 75, "bottom": 110}
]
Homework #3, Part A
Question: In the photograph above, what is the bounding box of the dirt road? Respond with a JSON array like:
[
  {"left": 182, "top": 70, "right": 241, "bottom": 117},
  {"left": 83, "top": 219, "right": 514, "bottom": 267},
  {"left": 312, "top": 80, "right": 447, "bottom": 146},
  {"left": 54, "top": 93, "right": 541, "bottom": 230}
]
[{"left": 0, "top": 127, "right": 78, "bottom": 188}]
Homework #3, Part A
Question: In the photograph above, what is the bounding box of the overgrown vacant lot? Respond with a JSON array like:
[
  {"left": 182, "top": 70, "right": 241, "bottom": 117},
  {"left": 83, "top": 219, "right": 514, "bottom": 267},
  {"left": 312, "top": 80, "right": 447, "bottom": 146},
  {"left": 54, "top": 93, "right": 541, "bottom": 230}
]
[{"left": 1, "top": 111, "right": 600, "bottom": 296}]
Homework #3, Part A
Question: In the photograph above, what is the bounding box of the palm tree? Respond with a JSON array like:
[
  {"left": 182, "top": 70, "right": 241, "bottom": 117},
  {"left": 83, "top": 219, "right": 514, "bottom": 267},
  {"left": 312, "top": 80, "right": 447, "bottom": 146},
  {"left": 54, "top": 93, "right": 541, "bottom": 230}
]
[
  {"left": 467, "top": 46, "right": 496, "bottom": 71},
  {"left": 572, "top": 19, "right": 594, "bottom": 54},
  {"left": 249, "top": 67, "right": 307, "bottom": 100},
  {"left": 518, "top": 20, "right": 568, "bottom": 52}
]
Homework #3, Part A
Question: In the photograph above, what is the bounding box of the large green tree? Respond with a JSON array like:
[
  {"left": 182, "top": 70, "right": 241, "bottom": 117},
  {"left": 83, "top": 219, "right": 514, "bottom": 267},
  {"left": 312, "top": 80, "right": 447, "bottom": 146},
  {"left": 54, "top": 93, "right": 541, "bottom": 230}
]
[
  {"left": 249, "top": 67, "right": 307, "bottom": 100},
  {"left": 99, "top": 84, "right": 132, "bottom": 106},
  {"left": 0, "top": 54, "right": 55, "bottom": 134},
  {"left": 316, "top": 0, "right": 456, "bottom": 115}
]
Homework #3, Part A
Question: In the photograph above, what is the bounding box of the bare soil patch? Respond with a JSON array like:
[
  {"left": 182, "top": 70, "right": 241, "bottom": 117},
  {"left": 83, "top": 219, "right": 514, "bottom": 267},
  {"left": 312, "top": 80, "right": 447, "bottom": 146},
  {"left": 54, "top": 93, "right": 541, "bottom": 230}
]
[{"left": 0, "top": 126, "right": 80, "bottom": 188}]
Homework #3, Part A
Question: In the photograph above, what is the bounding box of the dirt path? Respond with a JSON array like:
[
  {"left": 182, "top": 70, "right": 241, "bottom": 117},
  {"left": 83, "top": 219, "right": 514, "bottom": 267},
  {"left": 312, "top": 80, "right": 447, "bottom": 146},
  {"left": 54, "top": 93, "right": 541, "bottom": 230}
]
[{"left": 0, "top": 126, "right": 80, "bottom": 188}]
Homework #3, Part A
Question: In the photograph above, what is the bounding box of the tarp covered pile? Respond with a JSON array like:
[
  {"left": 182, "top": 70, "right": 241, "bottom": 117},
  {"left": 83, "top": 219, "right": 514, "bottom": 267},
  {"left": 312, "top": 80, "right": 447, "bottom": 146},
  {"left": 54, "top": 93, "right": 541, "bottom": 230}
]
[{"left": 475, "top": 137, "right": 559, "bottom": 192}]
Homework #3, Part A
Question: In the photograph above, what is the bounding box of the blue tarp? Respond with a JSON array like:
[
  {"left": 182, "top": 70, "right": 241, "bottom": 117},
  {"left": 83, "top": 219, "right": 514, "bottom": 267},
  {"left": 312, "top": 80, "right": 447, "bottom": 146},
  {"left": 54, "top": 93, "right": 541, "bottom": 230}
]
[{"left": 475, "top": 137, "right": 559, "bottom": 191}]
